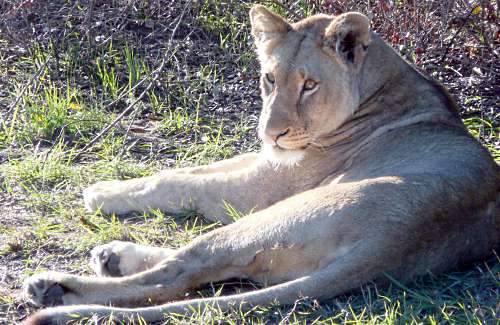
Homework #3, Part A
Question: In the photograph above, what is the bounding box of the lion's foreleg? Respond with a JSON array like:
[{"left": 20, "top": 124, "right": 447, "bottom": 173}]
[
  {"left": 82, "top": 152, "right": 292, "bottom": 223},
  {"left": 83, "top": 171, "right": 252, "bottom": 223},
  {"left": 82, "top": 153, "right": 257, "bottom": 220}
]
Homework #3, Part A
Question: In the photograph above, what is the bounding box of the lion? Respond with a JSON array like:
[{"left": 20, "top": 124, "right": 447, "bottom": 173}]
[{"left": 22, "top": 5, "right": 499, "bottom": 324}]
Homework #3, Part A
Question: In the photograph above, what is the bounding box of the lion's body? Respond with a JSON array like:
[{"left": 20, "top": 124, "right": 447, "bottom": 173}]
[{"left": 23, "top": 6, "right": 499, "bottom": 324}]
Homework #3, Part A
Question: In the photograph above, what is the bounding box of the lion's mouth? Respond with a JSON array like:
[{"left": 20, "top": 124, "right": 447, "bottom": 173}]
[{"left": 273, "top": 143, "right": 309, "bottom": 151}]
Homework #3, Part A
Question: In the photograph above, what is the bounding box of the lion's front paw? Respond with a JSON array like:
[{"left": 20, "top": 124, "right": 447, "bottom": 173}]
[
  {"left": 83, "top": 181, "right": 128, "bottom": 214},
  {"left": 23, "top": 272, "right": 74, "bottom": 307}
]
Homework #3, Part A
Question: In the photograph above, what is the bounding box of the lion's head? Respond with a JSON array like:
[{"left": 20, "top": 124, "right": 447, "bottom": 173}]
[{"left": 250, "top": 5, "right": 372, "bottom": 166}]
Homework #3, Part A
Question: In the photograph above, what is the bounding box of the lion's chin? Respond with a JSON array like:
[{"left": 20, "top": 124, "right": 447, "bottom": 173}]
[{"left": 262, "top": 144, "right": 305, "bottom": 168}]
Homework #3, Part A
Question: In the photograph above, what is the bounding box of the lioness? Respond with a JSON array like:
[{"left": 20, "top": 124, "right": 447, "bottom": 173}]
[{"left": 22, "top": 5, "right": 499, "bottom": 324}]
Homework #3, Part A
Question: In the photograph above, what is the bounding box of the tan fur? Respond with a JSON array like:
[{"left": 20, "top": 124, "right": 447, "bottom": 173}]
[{"left": 22, "top": 5, "right": 500, "bottom": 324}]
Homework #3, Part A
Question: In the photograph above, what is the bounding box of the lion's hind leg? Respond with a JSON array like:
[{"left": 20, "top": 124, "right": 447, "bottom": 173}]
[
  {"left": 90, "top": 241, "right": 174, "bottom": 277},
  {"left": 22, "top": 240, "right": 388, "bottom": 325}
]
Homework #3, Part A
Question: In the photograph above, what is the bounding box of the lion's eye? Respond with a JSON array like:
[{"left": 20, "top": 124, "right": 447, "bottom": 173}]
[
  {"left": 265, "top": 73, "right": 275, "bottom": 84},
  {"left": 303, "top": 79, "right": 318, "bottom": 91}
]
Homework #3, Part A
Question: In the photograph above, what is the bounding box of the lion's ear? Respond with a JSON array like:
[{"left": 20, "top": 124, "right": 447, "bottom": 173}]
[
  {"left": 324, "top": 12, "right": 371, "bottom": 67},
  {"left": 250, "top": 5, "right": 290, "bottom": 53}
]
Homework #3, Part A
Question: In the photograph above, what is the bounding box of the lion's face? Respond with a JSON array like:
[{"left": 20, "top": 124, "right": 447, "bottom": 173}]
[{"left": 250, "top": 6, "right": 371, "bottom": 166}]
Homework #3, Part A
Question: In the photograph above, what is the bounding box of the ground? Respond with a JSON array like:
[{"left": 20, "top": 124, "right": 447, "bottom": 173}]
[{"left": 0, "top": 1, "right": 498, "bottom": 324}]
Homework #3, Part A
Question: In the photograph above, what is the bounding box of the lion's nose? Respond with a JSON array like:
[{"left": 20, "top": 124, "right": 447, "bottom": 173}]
[{"left": 268, "top": 128, "right": 290, "bottom": 143}]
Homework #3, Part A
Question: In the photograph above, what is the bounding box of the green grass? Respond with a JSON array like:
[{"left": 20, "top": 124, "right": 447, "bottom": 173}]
[
  {"left": 464, "top": 116, "right": 500, "bottom": 161},
  {"left": 0, "top": 1, "right": 498, "bottom": 324}
]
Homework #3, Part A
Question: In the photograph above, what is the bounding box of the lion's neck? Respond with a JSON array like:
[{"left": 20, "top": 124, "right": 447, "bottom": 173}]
[{"left": 312, "top": 33, "right": 462, "bottom": 166}]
